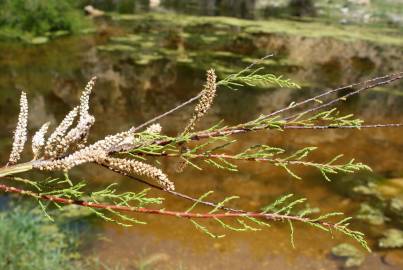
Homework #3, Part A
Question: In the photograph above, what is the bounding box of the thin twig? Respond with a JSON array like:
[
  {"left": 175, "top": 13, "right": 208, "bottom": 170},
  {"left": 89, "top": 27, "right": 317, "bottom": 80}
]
[
  {"left": 285, "top": 72, "right": 403, "bottom": 121},
  {"left": 268, "top": 72, "right": 403, "bottom": 119},
  {"left": 100, "top": 164, "right": 246, "bottom": 213},
  {"left": 284, "top": 123, "right": 403, "bottom": 129},
  {"left": 131, "top": 92, "right": 204, "bottom": 132},
  {"left": 109, "top": 122, "right": 403, "bottom": 154},
  {"left": 132, "top": 54, "right": 275, "bottom": 132}
]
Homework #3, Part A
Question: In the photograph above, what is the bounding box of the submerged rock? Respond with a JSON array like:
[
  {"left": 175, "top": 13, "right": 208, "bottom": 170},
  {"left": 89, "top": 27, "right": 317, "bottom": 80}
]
[
  {"left": 389, "top": 197, "right": 403, "bottom": 214},
  {"left": 97, "top": 44, "right": 136, "bottom": 53},
  {"left": 331, "top": 243, "right": 365, "bottom": 268},
  {"left": 379, "top": 229, "right": 403, "bottom": 249},
  {"left": 356, "top": 203, "right": 387, "bottom": 225},
  {"left": 378, "top": 178, "right": 403, "bottom": 197}
]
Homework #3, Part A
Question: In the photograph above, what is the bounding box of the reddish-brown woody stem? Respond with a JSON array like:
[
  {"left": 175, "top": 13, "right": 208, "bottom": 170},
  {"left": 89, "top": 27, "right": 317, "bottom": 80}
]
[{"left": 0, "top": 182, "right": 337, "bottom": 227}]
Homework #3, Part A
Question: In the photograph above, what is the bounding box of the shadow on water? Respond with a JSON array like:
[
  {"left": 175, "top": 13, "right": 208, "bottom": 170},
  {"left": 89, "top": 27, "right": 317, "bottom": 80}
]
[{"left": 0, "top": 7, "right": 403, "bottom": 270}]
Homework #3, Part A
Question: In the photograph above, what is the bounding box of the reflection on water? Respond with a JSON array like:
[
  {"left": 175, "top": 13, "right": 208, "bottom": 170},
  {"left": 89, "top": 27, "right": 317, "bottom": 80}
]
[
  {"left": 0, "top": 10, "right": 403, "bottom": 270},
  {"left": 83, "top": 0, "right": 257, "bottom": 19}
]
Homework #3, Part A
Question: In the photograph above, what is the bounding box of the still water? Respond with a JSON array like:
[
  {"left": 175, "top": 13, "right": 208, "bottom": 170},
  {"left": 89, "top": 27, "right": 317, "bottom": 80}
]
[{"left": 0, "top": 8, "right": 403, "bottom": 270}]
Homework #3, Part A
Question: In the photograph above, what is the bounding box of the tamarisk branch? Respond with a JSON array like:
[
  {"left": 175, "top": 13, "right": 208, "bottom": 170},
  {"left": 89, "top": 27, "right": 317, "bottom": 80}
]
[{"left": 0, "top": 65, "right": 402, "bottom": 250}]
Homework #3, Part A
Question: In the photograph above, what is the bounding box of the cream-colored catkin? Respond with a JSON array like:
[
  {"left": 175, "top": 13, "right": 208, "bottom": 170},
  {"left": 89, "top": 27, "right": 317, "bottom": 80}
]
[
  {"left": 57, "top": 113, "right": 95, "bottom": 155},
  {"left": 34, "top": 147, "right": 106, "bottom": 172},
  {"left": 32, "top": 122, "right": 50, "bottom": 159},
  {"left": 32, "top": 76, "right": 173, "bottom": 189},
  {"left": 44, "top": 107, "right": 78, "bottom": 158},
  {"left": 183, "top": 69, "right": 217, "bottom": 134},
  {"left": 33, "top": 129, "right": 133, "bottom": 172},
  {"left": 80, "top": 76, "right": 96, "bottom": 118},
  {"left": 8, "top": 91, "right": 28, "bottom": 165},
  {"left": 57, "top": 77, "right": 97, "bottom": 154},
  {"left": 102, "top": 157, "right": 175, "bottom": 191},
  {"left": 34, "top": 145, "right": 175, "bottom": 191},
  {"left": 145, "top": 123, "right": 162, "bottom": 134}
]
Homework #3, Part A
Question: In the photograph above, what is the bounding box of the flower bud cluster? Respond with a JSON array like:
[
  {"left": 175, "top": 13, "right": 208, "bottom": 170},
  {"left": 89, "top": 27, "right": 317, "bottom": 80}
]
[
  {"left": 145, "top": 123, "right": 162, "bottom": 134},
  {"left": 9, "top": 92, "right": 28, "bottom": 165},
  {"left": 103, "top": 157, "right": 175, "bottom": 191},
  {"left": 34, "top": 147, "right": 106, "bottom": 171},
  {"left": 10, "top": 77, "right": 175, "bottom": 191},
  {"left": 58, "top": 114, "right": 95, "bottom": 154},
  {"left": 34, "top": 130, "right": 133, "bottom": 171},
  {"left": 57, "top": 77, "right": 97, "bottom": 154},
  {"left": 183, "top": 69, "right": 217, "bottom": 133},
  {"left": 80, "top": 76, "right": 96, "bottom": 117},
  {"left": 44, "top": 107, "right": 78, "bottom": 159},
  {"left": 32, "top": 122, "right": 50, "bottom": 159}
]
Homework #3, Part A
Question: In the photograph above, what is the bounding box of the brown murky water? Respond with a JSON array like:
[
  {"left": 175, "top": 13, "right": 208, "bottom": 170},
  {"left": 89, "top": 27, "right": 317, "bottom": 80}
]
[{"left": 0, "top": 13, "right": 403, "bottom": 270}]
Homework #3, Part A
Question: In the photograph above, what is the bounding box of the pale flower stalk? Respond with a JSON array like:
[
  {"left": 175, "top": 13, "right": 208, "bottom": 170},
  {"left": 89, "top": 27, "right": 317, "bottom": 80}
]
[
  {"left": 8, "top": 91, "right": 28, "bottom": 165},
  {"left": 58, "top": 113, "right": 95, "bottom": 153},
  {"left": 44, "top": 107, "right": 79, "bottom": 159},
  {"left": 79, "top": 76, "right": 96, "bottom": 118},
  {"left": 183, "top": 69, "right": 217, "bottom": 134},
  {"left": 26, "top": 77, "right": 174, "bottom": 190},
  {"left": 101, "top": 157, "right": 175, "bottom": 191},
  {"left": 145, "top": 123, "right": 162, "bottom": 134},
  {"left": 34, "top": 131, "right": 134, "bottom": 171},
  {"left": 32, "top": 122, "right": 50, "bottom": 159},
  {"left": 56, "top": 76, "right": 97, "bottom": 154}
]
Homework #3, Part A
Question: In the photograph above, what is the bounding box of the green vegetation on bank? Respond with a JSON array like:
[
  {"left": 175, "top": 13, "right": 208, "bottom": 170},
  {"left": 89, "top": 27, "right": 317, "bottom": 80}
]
[
  {"left": 0, "top": 0, "right": 90, "bottom": 43},
  {"left": 95, "top": 11, "right": 403, "bottom": 80},
  {"left": 0, "top": 203, "right": 172, "bottom": 269},
  {"left": 0, "top": 200, "right": 168, "bottom": 270},
  {"left": 0, "top": 202, "right": 119, "bottom": 270},
  {"left": 112, "top": 12, "right": 403, "bottom": 46},
  {"left": 0, "top": 203, "right": 80, "bottom": 269}
]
